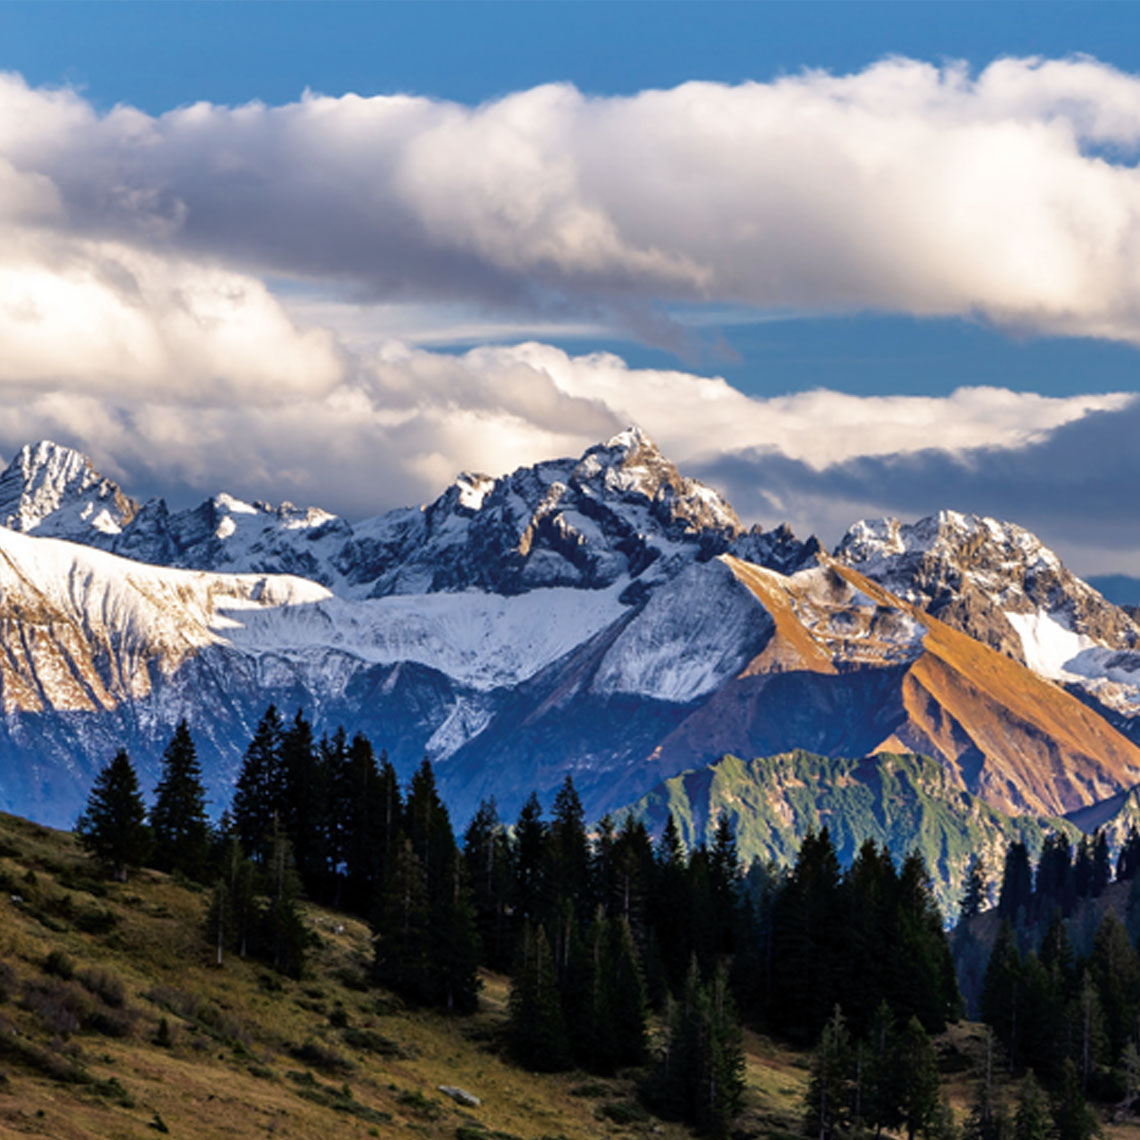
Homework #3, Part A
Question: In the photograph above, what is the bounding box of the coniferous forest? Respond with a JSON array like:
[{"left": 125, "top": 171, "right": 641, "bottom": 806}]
[{"left": 69, "top": 707, "right": 1140, "bottom": 1139}]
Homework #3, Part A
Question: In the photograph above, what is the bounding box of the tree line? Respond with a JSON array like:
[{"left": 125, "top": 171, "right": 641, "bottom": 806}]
[{"left": 76, "top": 710, "right": 974, "bottom": 1138}]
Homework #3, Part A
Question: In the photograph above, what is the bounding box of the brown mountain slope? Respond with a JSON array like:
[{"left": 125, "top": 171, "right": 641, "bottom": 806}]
[{"left": 640, "top": 555, "right": 1140, "bottom": 818}]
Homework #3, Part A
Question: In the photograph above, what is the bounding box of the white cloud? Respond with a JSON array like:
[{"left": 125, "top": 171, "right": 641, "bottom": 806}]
[
  {"left": 0, "top": 59, "right": 1138, "bottom": 565},
  {"left": 7, "top": 59, "right": 1140, "bottom": 339}
]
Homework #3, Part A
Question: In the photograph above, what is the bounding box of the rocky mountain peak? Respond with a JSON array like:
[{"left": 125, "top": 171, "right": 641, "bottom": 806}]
[
  {"left": 0, "top": 440, "right": 138, "bottom": 538},
  {"left": 835, "top": 509, "right": 1140, "bottom": 666}
]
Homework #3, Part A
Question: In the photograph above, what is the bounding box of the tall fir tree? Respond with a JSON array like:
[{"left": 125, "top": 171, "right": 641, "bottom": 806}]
[
  {"left": 508, "top": 923, "right": 570, "bottom": 1071},
  {"left": 76, "top": 749, "right": 151, "bottom": 882},
  {"left": 232, "top": 705, "right": 283, "bottom": 864},
  {"left": 150, "top": 719, "right": 210, "bottom": 880},
  {"left": 805, "top": 1004, "right": 854, "bottom": 1140},
  {"left": 997, "top": 842, "right": 1033, "bottom": 924},
  {"left": 960, "top": 854, "right": 989, "bottom": 922}
]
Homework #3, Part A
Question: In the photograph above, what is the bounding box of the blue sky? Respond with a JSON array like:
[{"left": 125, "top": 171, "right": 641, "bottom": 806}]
[{"left": 1, "top": 2, "right": 1140, "bottom": 573}]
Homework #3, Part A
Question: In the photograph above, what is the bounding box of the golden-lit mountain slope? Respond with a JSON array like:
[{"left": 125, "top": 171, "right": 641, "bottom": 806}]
[{"left": 640, "top": 555, "right": 1140, "bottom": 818}]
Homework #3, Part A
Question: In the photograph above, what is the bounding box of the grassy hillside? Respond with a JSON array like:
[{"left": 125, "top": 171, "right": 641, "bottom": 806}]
[
  {"left": 0, "top": 811, "right": 812, "bottom": 1140},
  {"left": 626, "top": 750, "right": 1079, "bottom": 917}
]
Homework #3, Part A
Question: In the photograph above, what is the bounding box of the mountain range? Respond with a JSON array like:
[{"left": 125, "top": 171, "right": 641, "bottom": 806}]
[{"left": 1, "top": 429, "right": 1140, "bottom": 904}]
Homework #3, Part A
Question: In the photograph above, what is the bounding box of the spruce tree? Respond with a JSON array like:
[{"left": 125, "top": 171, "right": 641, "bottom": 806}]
[
  {"left": 981, "top": 920, "right": 1023, "bottom": 1069},
  {"left": 1089, "top": 909, "right": 1140, "bottom": 1062},
  {"left": 1052, "top": 1058, "right": 1098, "bottom": 1140},
  {"left": 76, "top": 749, "right": 151, "bottom": 882},
  {"left": 512, "top": 792, "right": 547, "bottom": 927},
  {"left": 960, "top": 854, "right": 989, "bottom": 922},
  {"left": 997, "top": 842, "right": 1033, "bottom": 924},
  {"left": 150, "top": 719, "right": 210, "bottom": 880},
  {"left": 508, "top": 923, "right": 570, "bottom": 1071},
  {"left": 1014, "top": 1071, "right": 1051, "bottom": 1140},
  {"left": 232, "top": 705, "right": 283, "bottom": 864},
  {"left": 805, "top": 1004, "right": 853, "bottom": 1140},
  {"left": 373, "top": 835, "right": 430, "bottom": 1000},
  {"left": 898, "top": 1016, "right": 941, "bottom": 1140},
  {"left": 463, "top": 798, "right": 513, "bottom": 972},
  {"left": 262, "top": 826, "right": 307, "bottom": 978}
]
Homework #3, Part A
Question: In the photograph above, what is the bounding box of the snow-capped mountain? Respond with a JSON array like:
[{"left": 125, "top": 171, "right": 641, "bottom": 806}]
[
  {"left": 0, "top": 441, "right": 137, "bottom": 540},
  {"left": 1, "top": 433, "right": 1140, "bottom": 833},
  {"left": 835, "top": 511, "right": 1140, "bottom": 726},
  {"left": 12, "top": 431, "right": 818, "bottom": 598}
]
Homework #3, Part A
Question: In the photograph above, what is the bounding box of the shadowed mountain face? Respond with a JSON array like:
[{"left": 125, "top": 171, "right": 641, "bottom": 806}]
[{"left": 0, "top": 433, "right": 1138, "bottom": 834}]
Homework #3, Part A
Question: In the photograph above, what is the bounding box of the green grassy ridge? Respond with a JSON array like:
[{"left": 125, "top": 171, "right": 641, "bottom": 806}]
[{"left": 625, "top": 750, "right": 1079, "bottom": 917}]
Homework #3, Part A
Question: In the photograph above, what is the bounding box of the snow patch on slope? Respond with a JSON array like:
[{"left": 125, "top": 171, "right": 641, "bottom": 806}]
[
  {"left": 591, "top": 560, "right": 774, "bottom": 703},
  {"left": 220, "top": 580, "right": 629, "bottom": 691},
  {"left": 1004, "top": 610, "right": 1098, "bottom": 679}
]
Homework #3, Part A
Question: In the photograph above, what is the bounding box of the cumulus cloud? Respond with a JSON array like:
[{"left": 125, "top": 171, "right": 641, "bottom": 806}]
[
  {"left": 8, "top": 58, "right": 1140, "bottom": 338},
  {"left": 0, "top": 59, "right": 1139, "bottom": 568}
]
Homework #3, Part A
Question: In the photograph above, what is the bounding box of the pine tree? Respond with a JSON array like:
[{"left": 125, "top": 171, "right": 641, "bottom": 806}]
[
  {"left": 608, "top": 914, "right": 649, "bottom": 1067},
  {"left": 960, "top": 854, "right": 989, "bottom": 922},
  {"left": 898, "top": 1016, "right": 941, "bottom": 1140},
  {"left": 864, "top": 1001, "right": 903, "bottom": 1140},
  {"left": 997, "top": 842, "right": 1033, "bottom": 924},
  {"left": 1089, "top": 908, "right": 1140, "bottom": 1062},
  {"left": 262, "top": 826, "right": 307, "bottom": 978},
  {"left": 279, "top": 709, "right": 324, "bottom": 894},
  {"left": 708, "top": 813, "right": 741, "bottom": 960},
  {"left": 1052, "top": 1058, "right": 1098, "bottom": 1140},
  {"left": 981, "top": 920, "right": 1023, "bottom": 1069},
  {"left": 805, "top": 1004, "right": 853, "bottom": 1140},
  {"left": 463, "top": 798, "right": 512, "bottom": 972},
  {"left": 512, "top": 792, "right": 547, "bottom": 927},
  {"left": 373, "top": 835, "right": 430, "bottom": 1000},
  {"left": 652, "top": 958, "right": 745, "bottom": 1138},
  {"left": 232, "top": 705, "right": 283, "bottom": 864},
  {"left": 150, "top": 719, "right": 210, "bottom": 880},
  {"left": 1014, "top": 1072, "right": 1051, "bottom": 1140},
  {"left": 76, "top": 749, "right": 151, "bottom": 882},
  {"left": 508, "top": 923, "right": 570, "bottom": 1071}
]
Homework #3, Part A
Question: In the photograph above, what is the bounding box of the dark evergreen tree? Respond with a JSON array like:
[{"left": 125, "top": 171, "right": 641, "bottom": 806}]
[
  {"left": 898, "top": 1016, "right": 941, "bottom": 1140},
  {"left": 1088, "top": 909, "right": 1140, "bottom": 1063},
  {"left": 981, "top": 920, "right": 1023, "bottom": 1071},
  {"left": 232, "top": 705, "right": 283, "bottom": 864},
  {"left": 804, "top": 1004, "right": 853, "bottom": 1140},
  {"left": 960, "top": 854, "right": 989, "bottom": 922},
  {"left": 340, "top": 733, "right": 387, "bottom": 916},
  {"left": 1073, "top": 836, "right": 1093, "bottom": 905},
  {"left": 508, "top": 923, "right": 570, "bottom": 1071},
  {"left": 770, "top": 827, "right": 844, "bottom": 1042},
  {"left": 1013, "top": 1071, "right": 1051, "bottom": 1140},
  {"left": 708, "top": 813, "right": 741, "bottom": 960},
  {"left": 998, "top": 842, "right": 1033, "bottom": 924},
  {"left": 150, "top": 719, "right": 210, "bottom": 880},
  {"left": 76, "top": 749, "right": 151, "bottom": 882},
  {"left": 894, "top": 851, "right": 961, "bottom": 1032},
  {"left": 1037, "top": 833, "right": 1075, "bottom": 917},
  {"left": 652, "top": 958, "right": 745, "bottom": 1138},
  {"left": 279, "top": 709, "right": 325, "bottom": 894},
  {"left": 262, "top": 826, "right": 307, "bottom": 978},
  {"left": 512, "top": 792, "right": 547, "bottom": 927},
  {"left": 1052, "top": 1058, "right": 1098, "bottom": 1140},
  {"left": 463, "top": 797, "right": 513, "bottom": 972},
  {"left": 373, "top": 835, "right": 430, "bottom": 999},
  {"left": 652, "top": 812, "right": 692, "bottom": 996}
]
